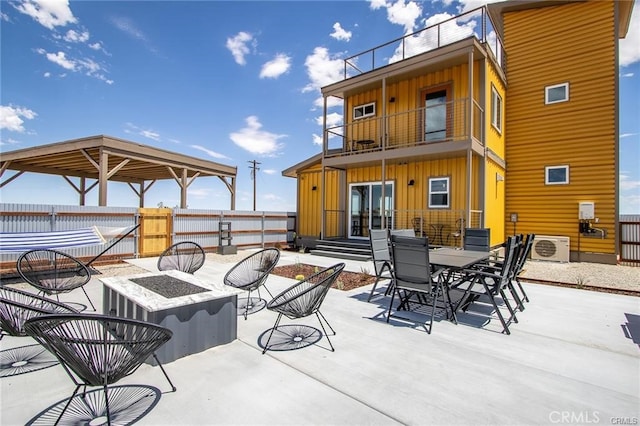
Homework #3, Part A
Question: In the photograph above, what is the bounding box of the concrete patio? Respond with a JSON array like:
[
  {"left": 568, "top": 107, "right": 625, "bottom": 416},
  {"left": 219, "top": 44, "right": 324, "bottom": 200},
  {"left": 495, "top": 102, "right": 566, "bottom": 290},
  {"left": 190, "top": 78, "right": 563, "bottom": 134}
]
[{"left": 1, "top": 249, "right": 639, "bottom": 425}]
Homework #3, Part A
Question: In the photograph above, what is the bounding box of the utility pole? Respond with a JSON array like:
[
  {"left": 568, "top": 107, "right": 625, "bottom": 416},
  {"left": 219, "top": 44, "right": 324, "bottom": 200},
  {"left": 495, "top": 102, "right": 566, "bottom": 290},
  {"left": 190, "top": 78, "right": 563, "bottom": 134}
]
[{"left": 248, "top": 160, "right": 261, "bottom": 211}]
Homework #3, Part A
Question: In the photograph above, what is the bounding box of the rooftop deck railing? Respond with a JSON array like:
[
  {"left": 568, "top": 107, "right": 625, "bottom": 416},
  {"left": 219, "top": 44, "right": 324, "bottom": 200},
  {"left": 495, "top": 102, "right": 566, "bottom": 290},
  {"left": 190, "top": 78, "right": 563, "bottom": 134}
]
[{"left": 342, "top": 6, "right": 505, "bottom": 80}]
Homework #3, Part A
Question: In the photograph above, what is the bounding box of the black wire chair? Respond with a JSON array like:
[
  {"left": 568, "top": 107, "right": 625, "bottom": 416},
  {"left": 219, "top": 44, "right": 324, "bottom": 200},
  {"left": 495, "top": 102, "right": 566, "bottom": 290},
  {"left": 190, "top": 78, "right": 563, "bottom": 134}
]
[
  {"left": 0, "top": 286, "right": 78, "bottom": 377},
  {"left": 223, "top": 248, "right": 280, "bottom": 319},
  {"left": 157, "top": 241, "right": 206, "bottom": 274},
  {"left": 17, "top": 248, "right": 95, "bottom": 311},
  {"left": 24, "top": 313, "right": 176, "bottom": 426},
  {"left": 262, "top": 263, "right": 345, "bottom": 354}
]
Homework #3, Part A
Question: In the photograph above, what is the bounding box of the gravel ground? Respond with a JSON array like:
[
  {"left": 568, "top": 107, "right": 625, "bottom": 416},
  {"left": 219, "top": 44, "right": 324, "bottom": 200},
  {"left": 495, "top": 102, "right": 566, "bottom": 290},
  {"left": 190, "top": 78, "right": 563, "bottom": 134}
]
[
  {"left": 94, "top": 251, "right": 640, "bottom": 295},
  {"left": 520, "top": 259, "right": 640, "bottom": 293}
]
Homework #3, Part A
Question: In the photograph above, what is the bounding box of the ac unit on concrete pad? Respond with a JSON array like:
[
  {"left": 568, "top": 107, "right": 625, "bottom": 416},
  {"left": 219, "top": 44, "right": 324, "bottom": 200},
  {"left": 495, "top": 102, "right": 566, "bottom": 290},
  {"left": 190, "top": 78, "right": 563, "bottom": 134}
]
[{"left": 531, "top": 235, "right": 570, "bottom": 262}]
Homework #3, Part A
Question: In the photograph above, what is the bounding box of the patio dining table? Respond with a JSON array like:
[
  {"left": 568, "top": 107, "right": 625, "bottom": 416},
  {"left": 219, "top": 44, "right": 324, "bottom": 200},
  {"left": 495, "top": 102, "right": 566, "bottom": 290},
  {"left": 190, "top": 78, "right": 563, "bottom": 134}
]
[{"left": 430, "top": 248, "right": 490, "bottom": 271}]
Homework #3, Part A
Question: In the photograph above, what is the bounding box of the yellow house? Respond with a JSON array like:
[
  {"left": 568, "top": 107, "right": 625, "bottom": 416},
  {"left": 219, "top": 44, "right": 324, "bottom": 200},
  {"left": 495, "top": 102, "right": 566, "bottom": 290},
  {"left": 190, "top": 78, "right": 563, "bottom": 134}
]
[{"left": 283, "top": 0, "right": 634, "bottom": 264}]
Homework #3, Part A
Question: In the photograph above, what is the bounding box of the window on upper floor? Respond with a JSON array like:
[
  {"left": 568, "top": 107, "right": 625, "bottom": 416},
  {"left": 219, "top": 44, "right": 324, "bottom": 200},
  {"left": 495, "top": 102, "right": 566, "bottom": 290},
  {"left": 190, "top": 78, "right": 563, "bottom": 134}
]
[
  {"left": 545, "top": 82, "right": 569, "bottom": 105},
  {"left": 545, "top": 165, "right": 569, "bottom": 185},
  {"left": 428, "top": 177, "right": 449, "bottom": 208},
  {"left": 353, "top": 102, "right": 375, "bottom": 119},
  {"left": 491, "top": 84, "right": 502, "bottom": 133}
]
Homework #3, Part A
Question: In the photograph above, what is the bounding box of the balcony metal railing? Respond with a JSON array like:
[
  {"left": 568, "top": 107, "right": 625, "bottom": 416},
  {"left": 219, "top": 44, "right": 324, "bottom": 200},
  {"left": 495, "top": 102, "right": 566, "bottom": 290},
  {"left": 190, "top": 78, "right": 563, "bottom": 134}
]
[
  {"left": 342, "top": 6, "right": 506, "bottom": 80},
  {"left": 325, "top": 99, "right": 483, "bottom": 156},
  {"left": 322, "top": 209, "right": 484, "bottom": 246}
]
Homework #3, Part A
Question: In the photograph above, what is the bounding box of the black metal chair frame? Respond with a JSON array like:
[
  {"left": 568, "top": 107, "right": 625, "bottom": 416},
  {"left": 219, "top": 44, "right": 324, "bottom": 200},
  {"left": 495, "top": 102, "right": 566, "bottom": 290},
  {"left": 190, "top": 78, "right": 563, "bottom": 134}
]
[
  {"left": 157, "top": 241, "right": 206, "bottom": 274},
  {"left": 262, "top": 263, "right": 345, "bottom": 354},
  {"left": 451, "top": 236, "right": 521, "bottom": 334},
  {"left": 0, "top": 286, "right": 79, "bottom": 376},
  {"left": 24, "top": 313, "right": 176, "bottom": 426},
  {"left": 387, "top": 235, "right": 457, "bottom": 334},
  {"left": 223, "top": 248, "right": 281, "bottom": 319},
  {"left": 367, "top": 229, "right": 394, "bottom": 302},
  {"left": 16, "top": 249, "right": 96, "bottom": 311}
]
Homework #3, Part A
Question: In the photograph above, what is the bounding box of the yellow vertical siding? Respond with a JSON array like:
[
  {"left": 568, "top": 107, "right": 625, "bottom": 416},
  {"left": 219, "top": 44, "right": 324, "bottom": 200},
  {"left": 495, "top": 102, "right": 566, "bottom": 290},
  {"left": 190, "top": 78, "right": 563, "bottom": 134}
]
[{"left": 504, "top": 0, "right": 617, "bottom": 257}]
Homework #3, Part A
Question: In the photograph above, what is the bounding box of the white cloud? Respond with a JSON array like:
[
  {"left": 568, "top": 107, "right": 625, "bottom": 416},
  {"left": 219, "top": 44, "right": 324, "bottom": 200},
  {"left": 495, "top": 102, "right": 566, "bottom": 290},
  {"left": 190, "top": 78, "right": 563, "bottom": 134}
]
[
  {"left": 226, "top": 31, "right": 254, "bottom": 66},
  {"left": 229, "top": 116, "right": 286, "bottom": 156},
  {"left": 263, "top": 169, "right": 277, "bottom": 175},
  {"left": 36, "top": 48, "right": 112, "bottom": 83},
  {"left": 188, "top": 188, "right": 213, "bottom": 199},
  {"left": 315, "top": 112, "right": 343, "bottom": 128},
  {"left": 621, "top": 72, "right": 634, "bottom": 78},
  {"left": 14, "top": 0, "right": 76, "bottom": 29},
  {"left": 620, "top": 172, "right": 640, "bottom": 192},
  {"left": 312, "top": 134, "right": 323, "bottom": 146},
  {"left": 620, "top": 133, "right": 638, "bottom": 139},
  {"left": 44, "top": 71, "right": 50, "bottom": 77},
  {"left": 330, "top": 23, "right": 352, "bottom": 41},
  {"left": 110, "top": 16, "right": 147, "bottom": 41},
  {"left": 260, "top": 54, "right": 291, "bottom": 79},
  {"left": 63, "top": 29, "right": 89, "bottom": 43},
  {"left": 0, "top": 137, "right": 21, "bottom": 146},
  {"left": 45, "top": 50, "right": 76, "bottom": 70},
  {"left": 620, "top": 2, "right": 640, "bottom": 67},
  {"left": 313, "top": 95, "right": 343, "bottom": 110},
  {"left": 140, "top": 130, "right": 160, "bottom": 141},
  {"left": 0, "top": 105, "right": 37, "bottom": 132},
  {"left": 369, "top": 0, "right": 422, "bottom": 34},
  {"left": 388, "top": 11, "right": 476, "bottom": 63},
  {"left": 190, "top": 144, "right": 229, "bottom": 160},
  {"left": 303, "top": 47, "right": 346, "bottom": 93}
]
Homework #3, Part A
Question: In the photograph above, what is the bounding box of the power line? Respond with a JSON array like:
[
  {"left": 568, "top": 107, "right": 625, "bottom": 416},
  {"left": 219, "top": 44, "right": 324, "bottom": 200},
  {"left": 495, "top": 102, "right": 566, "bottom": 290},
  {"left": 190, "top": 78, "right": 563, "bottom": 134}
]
[{"left": 248, "top": 160, "right": 261, "bottom": 211}]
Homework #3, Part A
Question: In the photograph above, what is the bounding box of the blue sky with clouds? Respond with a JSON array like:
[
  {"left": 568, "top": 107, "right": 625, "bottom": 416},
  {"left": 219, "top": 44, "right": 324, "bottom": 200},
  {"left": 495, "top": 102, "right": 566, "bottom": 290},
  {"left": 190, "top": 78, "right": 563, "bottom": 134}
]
[{"left": 1, "top": 0, "right": 639, "bottom": 214}]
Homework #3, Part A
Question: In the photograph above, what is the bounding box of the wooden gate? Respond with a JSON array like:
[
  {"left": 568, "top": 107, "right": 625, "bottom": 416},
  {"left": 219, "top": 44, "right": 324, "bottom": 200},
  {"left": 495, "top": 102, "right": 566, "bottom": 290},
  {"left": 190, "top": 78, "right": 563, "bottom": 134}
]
[{"left": 138, "top": 208, "right": 172, "bottom": 257}]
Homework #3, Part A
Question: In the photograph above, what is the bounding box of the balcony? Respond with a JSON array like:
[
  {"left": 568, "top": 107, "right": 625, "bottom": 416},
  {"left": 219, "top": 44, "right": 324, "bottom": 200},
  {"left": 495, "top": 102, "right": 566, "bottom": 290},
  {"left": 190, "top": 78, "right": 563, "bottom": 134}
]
[{"left": 323, "top": 98, "right": 484, "bottom": 164}]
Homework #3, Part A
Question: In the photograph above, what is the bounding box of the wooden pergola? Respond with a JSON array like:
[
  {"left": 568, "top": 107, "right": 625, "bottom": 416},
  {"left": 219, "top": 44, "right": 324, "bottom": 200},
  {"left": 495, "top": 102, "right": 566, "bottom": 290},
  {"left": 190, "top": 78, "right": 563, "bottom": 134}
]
[{"left": 0, "top": 135, "right": 237, "bottom": 209}]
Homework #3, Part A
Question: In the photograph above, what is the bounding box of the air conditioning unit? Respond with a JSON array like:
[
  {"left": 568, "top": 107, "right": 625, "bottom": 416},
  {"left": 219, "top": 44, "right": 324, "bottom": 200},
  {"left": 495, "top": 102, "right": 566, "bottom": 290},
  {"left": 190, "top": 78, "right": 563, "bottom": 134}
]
[{"left": 531, "top": 235, "right": 570, "bottom": 262}]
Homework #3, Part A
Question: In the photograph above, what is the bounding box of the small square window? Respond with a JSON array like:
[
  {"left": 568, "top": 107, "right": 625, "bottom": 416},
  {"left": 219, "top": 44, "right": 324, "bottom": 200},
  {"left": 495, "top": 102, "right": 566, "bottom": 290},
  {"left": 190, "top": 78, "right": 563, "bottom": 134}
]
[
  {"left": 545, "top": 165, "right": 569, "bottom": 185},
  {"left": 428, "top": 177, "right": 449, "bottom": 208},
  {"left": 354, "top": 102, "right": 376, "bottom": 119},
  {"left": 545, "top": 83, "right": 569, "bottom": 104},
  {"left": 491, "top": 85, "right": 502, "bottom": 133}
]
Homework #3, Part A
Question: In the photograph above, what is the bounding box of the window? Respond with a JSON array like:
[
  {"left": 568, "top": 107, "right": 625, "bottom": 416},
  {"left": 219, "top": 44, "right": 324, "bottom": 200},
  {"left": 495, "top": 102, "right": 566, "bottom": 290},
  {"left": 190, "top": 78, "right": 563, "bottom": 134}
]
[
  {"left": 491, "top": 85, "right": 502, "bottom": 132},
  {"left": 545, "top": 82, "right": 569, "bottom": 104},
  {"left": 428, "top": 177, "right": 449, "bottom": 208},
  {"left": 353, "top": 102, "right": 375, "bottom": 119},
  {"left": 424, "top": 90, "right": 448, "bottom": 141},
  {"left": 545, "top": 165, "right": 569, "bottom": 185}
]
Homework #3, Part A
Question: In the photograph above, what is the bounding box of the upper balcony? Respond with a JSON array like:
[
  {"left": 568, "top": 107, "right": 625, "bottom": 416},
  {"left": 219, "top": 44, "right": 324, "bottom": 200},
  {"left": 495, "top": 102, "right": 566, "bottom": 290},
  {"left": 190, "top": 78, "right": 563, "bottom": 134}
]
[
  {"left": 323, "top": 99, "right": 484, "bottom": 168},
  {"left": 338, "top": 6, "right": 505, "bottom": 82}
]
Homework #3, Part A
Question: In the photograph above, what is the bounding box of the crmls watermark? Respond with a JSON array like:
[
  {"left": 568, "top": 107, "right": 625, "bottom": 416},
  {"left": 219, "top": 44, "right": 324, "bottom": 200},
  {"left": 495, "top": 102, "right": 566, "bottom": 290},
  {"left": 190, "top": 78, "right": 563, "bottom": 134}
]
[
  {"left": 611, "top": 418, "right": 639, "bottom": 425},
  {"left": 549, "top": 411, "right": 600, "bottom": 424}
]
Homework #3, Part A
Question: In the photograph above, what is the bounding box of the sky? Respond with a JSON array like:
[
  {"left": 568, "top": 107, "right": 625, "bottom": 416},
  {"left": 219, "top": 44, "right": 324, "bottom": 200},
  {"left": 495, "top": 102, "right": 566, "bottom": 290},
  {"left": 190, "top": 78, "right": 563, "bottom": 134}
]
[{"left": 1, "top": 0, "right": 639, "bottom": 214}]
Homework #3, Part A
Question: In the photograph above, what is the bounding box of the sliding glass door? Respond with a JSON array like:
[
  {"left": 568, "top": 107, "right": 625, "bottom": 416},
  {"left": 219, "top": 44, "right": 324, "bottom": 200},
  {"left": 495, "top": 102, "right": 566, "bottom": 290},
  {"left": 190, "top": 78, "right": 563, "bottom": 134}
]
[{"left": 349, "top": 182, "right": 394, "bottom": 239}]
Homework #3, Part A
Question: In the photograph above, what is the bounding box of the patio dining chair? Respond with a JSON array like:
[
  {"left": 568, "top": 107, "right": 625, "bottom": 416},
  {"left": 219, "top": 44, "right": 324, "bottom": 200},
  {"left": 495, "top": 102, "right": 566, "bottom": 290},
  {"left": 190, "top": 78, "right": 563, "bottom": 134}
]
[
  {"left": 24, "top": 313, "right": 176, "bottom": 426},
  {"left": 17, "top": 249, "right": 95, "bottom": 311},
  {"left": 387, "top": 235, "right": 456, "bottom": 334},
  {"left": 0, "top": 286, "right": 78, "bottom": 377},
  {"left": 224, "top": 248, "right": 280, "bottom": 319},
  {"left": 450, "top": 235, "right": 521, "bottom": 334},
  {"left": 367, "top": 229, "right": 394, "bottom": 302},
  {"left": 262, "top": 263, "right": 345, "bottom": 354},
  {"left": 157, "top": 241, "right": 206, "bottom": 274}
]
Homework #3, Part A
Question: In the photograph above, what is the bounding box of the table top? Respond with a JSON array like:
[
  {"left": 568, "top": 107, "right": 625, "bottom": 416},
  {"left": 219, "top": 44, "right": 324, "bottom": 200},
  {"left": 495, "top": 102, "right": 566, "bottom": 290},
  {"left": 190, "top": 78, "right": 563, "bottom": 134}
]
[
  {"left": 100, "top": 270, "right": 242, "bottom": 312},
  {"left": 430, "top": 248, "right": 489, "bottom": 269}
]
